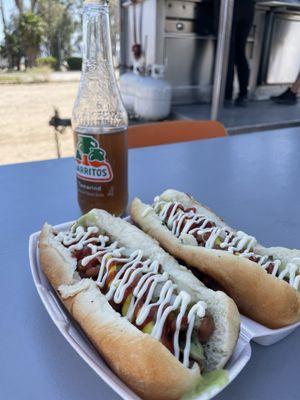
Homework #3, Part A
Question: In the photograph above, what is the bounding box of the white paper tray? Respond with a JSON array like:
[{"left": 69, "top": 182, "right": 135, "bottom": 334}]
[
  {"left": 29, "top": 220, "right": 300, "bottom": 400},
  {"left": 241, "top": 315, "right": 300, "bottom": 345}
]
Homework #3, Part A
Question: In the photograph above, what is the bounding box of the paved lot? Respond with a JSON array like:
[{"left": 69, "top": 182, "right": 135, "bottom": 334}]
[{"left": 0, "top": 82, "right": 78, "bottom": 165}]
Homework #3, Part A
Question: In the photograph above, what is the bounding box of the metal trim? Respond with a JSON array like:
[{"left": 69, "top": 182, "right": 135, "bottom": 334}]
[{"left": 210, "top": 0, "right": 234, "bottom": 122}]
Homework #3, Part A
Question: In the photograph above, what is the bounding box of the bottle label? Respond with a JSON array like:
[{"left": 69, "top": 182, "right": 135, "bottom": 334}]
[{"left": 76, "top": 134, "right": 113, "bottom": 182}]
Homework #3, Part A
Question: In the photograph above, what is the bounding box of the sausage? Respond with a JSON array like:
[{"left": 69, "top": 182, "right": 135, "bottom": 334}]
[
  {"left": 197, "top": 315, "right": 215, "bottom": 343},
  {"left": 66, "top": 233, "right": 215, "bottom": 350},
  {"left": 170, "top": 315, "right": 188, "bottom": 333},
  {"left": 85, "top": 266, "right": 99, "bottom": 278}
]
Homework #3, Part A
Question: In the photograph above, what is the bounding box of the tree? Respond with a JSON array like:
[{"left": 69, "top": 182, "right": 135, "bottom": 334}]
[
  {"left": 14, "top": 0, "right": 37, "bottom": 13},
  {"left": 0, "top": 0, "right": 120, "bottom": 70},
  {"left": 0, "top": 0, "right": 22, "bottom": 69},
  {"left": 35, "top": 0, "right": 120, "bottom": 70},
  {"left": 18, "top": 12, "right": 44, "bottom": 68},
  {"left": 0, "top": 0, "right": 7, "bottom": 32},
  {"left": 14, "top": 0, "right": 24, "bottom": 13},
  {"left": 1, "top": 0, "right": 80, "bottom": 70},
  {"left": 0, "top": 29, "right": 22, "bottom": 69},
  {"left": 1, "top": 1, "right": 44, "bottom": 69},
  {"left": 31, "top": 0, "right": 38, "bottom": 12},
  {"left": 37, "top": 0, "right": 80, "bottom": 69}
]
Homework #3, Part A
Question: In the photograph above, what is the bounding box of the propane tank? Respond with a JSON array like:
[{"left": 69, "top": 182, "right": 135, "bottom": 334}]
[
  {"left": 134, "top": 64, "right": 171, "bottom": 121},
  {"left": 119, "top": 63, "right": 143, "bottom": 113}
]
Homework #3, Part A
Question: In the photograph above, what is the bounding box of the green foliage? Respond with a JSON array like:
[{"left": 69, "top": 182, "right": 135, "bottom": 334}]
[
  {"left": 0, "top": 29, "right": 22, "bottom": 69},
  {"left": 66, "top": 57, "right": 82, "bottom": 71},
  {"left": 1, "top": 0, "right": 82, "bottom": 70},
  {"left": 36, "top": 56, "right": 57, "bottom": 69},
  {"left": 36, "top": 0, "right": 81, "bottom": 70},
  {"left": 0, "top": 0, "right": 120, "bottom": 70},
  {"left": 18, "top": 12, "right": 45, "bottom": 68}
]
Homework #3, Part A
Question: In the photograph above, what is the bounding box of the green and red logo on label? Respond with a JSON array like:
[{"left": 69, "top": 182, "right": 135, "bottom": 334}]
[{"left": 76, "top": 134, "right": 113, "bottom": 182}]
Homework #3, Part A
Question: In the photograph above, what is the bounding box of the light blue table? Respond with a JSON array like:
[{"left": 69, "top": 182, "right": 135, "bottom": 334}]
[{"left": 1, "top": 128, "right": 300, "bottom": 399}]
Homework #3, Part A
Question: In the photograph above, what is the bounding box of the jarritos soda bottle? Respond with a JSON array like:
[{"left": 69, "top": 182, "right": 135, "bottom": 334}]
[{"left": 72, "top": 0, "right": 128, "bottom": 216}]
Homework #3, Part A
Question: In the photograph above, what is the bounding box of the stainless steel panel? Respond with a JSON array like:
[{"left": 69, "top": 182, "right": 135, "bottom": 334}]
[
  {"left": 164, "top": 36, "right": 216, "bottom": 103},
  {"left": 165, "top": 0, "right": 198, "bottom": 20},
  {"left": 248, "top": 8, "right": 267, "bottom": 95},
  {"left": 267, "top": 14, "right": 300, "bottom": 84},
  {"left": 165, "top": 19, "right": 195, "bottom": 33},
  {"left": 210, "top": 0, "right": 234, "bottom": 120},
  {"left": 257, "top": 1, "right": 300, "bottom": 9}
]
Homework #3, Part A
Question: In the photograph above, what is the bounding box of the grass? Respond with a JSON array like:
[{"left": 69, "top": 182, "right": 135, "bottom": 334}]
[{"left": 0, "top": 66, "right": 52, "bottom": 84}]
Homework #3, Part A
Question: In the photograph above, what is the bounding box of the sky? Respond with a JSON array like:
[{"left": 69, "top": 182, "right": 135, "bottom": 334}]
[
  {"left": 0, "top": 0, "right": 30, "bottom": 41},
  {"left": 0, "top": 0, "right": 83, "bottom": 57}
]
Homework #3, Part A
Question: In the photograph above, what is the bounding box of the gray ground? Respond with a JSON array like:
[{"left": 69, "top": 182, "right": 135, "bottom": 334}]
[{"left": 173, "top": 100, "right": 300, "bottom": 133}]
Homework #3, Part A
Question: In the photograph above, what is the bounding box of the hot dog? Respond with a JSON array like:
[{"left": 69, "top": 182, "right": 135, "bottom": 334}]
[
  {"left": 130, "top": 189, "right": 300, "bottom": 329},
  {"left": 39, "top": 209, "right": 239, "bottom": 400}
]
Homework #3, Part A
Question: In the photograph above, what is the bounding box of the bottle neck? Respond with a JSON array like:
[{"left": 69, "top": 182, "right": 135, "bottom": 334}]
[
  {"left": 82, "top": 2, "right": 112, "bottom": 73},
  {"left": 72, "top": 1, "right": 128, "bottom": 133}
]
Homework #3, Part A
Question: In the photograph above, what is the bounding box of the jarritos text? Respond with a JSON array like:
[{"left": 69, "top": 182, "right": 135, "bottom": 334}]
[{"left": 76, "top": 135, "right": 113, "bottom": 182}]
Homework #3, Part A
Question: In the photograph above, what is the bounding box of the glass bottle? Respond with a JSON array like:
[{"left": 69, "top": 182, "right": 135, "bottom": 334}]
[{"left": 72, "top": 0, "right": 128, "bottom": 216}]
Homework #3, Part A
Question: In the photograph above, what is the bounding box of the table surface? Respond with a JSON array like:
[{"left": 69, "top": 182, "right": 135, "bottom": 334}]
[{"left": 2, "top": 128, "right": 300, "bottom": 400}]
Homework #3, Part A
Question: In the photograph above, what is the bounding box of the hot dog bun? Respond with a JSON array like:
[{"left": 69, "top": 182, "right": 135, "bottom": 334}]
[
  {"left": 39, "top": 209, "right": 240, "bottom": 400},
  {"left": 130, "top": 190, "right": 300, "bottom": 329}
]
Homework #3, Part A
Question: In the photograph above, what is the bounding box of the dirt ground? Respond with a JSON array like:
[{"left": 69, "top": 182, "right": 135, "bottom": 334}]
[{"left": 0, "top": 82, "right": 78, "bottom": 165}]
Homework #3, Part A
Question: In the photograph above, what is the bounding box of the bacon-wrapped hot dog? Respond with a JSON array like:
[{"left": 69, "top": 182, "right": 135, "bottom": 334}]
[
  {"left": 39, "top": 209, "right": 239, "bottom": 400},
  {"left": 130, "top": 190, "right": 300, "bottom": 329}
]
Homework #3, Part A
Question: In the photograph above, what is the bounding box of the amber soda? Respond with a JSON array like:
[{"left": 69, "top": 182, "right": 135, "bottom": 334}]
[{"left": 72, "top": 0, "right": 128, "bottom": 216}]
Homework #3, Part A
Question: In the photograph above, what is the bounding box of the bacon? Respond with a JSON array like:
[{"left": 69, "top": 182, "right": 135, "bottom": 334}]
[
  {"left": 122, "top": 275, "right": 143, "bottom": 306},
  {"left": 185, "top": 207, "right": 197, "bottom": 213},
  {"left": 163, "top": 203, "right": 281, "bottom": 276},
  {"left": 248, "top": 255, "right": 259, "bottom": 263},
  {"left": 108, "top": 299, "right": 122, "bottom": 312},
  {"left": 62, "top": 227, "right": 214, "bottom": 367},
  {"left": 102, "top": 262, "right": 119, "bottom": 292},
  {"left": 195, "top": 231, "right": 211, "bottom": 245},
  {"left": 165, "top": 203, "right": 184, "bottom": 219},
  {"left": 266, "top": 263, "right": 274, "bottom": 274},
  {"left": 161, "top": 310, "right": 176, "bottom": 355},
  {"left": 72, "top": 246, "right": 92, "bottom": 260},
  {"left": 76, "top": 256, "right": 100, "bottom": 279},
  {"left": 139, "top": 305, "right": 159, "bottom": 330},
  {"left": 178, "top": 216, "right": 189, "bottom": 235},
  {"left": 187, "top": 222, "right": 200, "bottom": 231},
  {"left": 132, "top": 280, "right": 153, "bottom": 324}
]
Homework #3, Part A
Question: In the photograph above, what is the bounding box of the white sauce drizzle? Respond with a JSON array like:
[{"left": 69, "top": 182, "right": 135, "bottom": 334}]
[
  {"left": 56, "top": 225, "right": 102, "bottom": 250},
  {"left": 55, "top": 225, "right": 208, "bottom": 368},
  {"left": 153, "top": 200, "right": 300, "bottom": 291}
]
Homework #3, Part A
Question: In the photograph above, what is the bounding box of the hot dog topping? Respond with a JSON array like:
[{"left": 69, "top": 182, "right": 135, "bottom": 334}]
[
  {"left": 153, "top": 199, "right": 300, "bottom": 291},
  {"left": 55, "top": 225, "right": 214, "bottom": 369}
]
